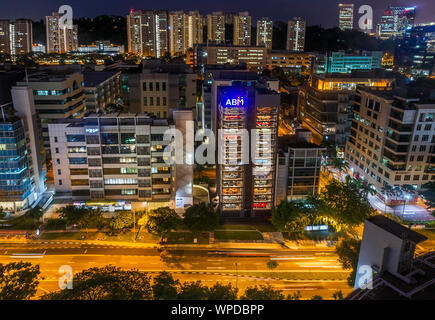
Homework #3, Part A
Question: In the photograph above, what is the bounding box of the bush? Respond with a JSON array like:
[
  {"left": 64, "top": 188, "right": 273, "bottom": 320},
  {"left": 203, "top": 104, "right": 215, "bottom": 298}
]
[{"left": 45, "top": 218, "right": 67, "bottom": 231}]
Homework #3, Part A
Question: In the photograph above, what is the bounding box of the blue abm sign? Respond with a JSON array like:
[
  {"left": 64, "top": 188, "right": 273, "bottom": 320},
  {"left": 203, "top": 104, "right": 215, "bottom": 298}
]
[{"left": 220, "top": 88, "right": 248, "bottom": 108}]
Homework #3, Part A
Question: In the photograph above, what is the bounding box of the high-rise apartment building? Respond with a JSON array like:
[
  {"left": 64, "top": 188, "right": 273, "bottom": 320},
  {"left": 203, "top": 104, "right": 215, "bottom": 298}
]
[
  {"left": 0, "top": 19, "right": 33, "bottom": 55},
  {"left": 187, "top": 11, "right": 203, "bottom": 49},
  {"left": 233, "top": 12, "right": 251, "bottom": 46},
  {"left": 126, "top": 10, "right": 169, "bottom": 58},
  {"left": 83, "top": 71, "right": 122, "bottom": 113},
  {"left": 377, "top": 6, "right": 416, "bottom": 40},
  {"left": 169, "top": 11, "right": 188, "bottom": 56},
  {"left": 297, "top": 70, "right": 394, "bottom": 151},
  {"left": 345, "top": 85, "right": 435, "bottom": 195},
  {"left": 15, "top": 69, "right": 86, "bottom": 152},
  {"left": 256, "top": 18, "right": 273, "bottom": 49},
  {"left": 286, "top": 18, "right": 306, "bottom": 52},
  {"left": 48, "top": 111, "right": 194, "bottom": 210},
  {"left": 206, "top": 11, "right": 225, "bottom": 43},
  {"left": 338, "top": 4, "right": 354, "bottom": 31},
  {"left": 216, "top": 84, "right": 279, "bottom": 217},
  {"left": 46, "top": 12, "right": 78, "bottom": 53}
]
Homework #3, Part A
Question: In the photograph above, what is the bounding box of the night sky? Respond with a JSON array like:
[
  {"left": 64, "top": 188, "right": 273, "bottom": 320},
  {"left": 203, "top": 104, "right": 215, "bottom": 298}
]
[{"left": 1, "top": 0, "right": 434, "bottom": 27}]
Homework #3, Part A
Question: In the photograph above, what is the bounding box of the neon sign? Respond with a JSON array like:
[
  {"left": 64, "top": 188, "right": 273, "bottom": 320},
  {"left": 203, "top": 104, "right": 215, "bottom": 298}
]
[
  {"left": 225, "top": 96, "right": 245, "bottom": 107},
  {"left": 85, "top": 128, "right": 99, "bottom": 134}
]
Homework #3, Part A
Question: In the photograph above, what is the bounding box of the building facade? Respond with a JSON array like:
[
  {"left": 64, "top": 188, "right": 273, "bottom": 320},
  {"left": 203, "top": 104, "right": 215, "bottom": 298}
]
[
  {"left": 266, "top": 51, "right": 314, "bottom": 73},
  {"left": 275, "top": 130, "right": 325, "bottom": 203},
  {"left": 216, "top": 85, "right": 279, "bottom": 217},
  {"left": 377, "top": 6, "right": 416, "bottom": 40},
  {"left": 46, "top": 13, "right": 78, "bottom": 53},
  {"left": 48, "top": 111, "right": 194, "bottom": 209},
  {"left": 338, "top": 4, "right": 354, "bottom": 31},
  {"left": 126, "top": 10, "right": 169, "bottom": 58},
  {"left": 206, "top": 12, "right": 225, "bottom": 43},
  {"left": 286, "top": 18, "right": 306, "bottom": 52},
  {"left": 15, "top": 70, "right": 86, "bottom": 152},
  {"left": 0, "top": 19, "right": 33, "bottom": 55},
  {"left": 256, "top": 18, "right": 273, "bottom": 49},
  {"left": 298, "top": 71, "right": 394, "bottom": 150},
  {"left": 314, "top": 51, "right": 383, "bottom": 74},
  {"left": 233, "top": 12, "right": 251, "bottom": 46},
  {"left": 345, "top": 86, "right": 435, "bottom": 195},
  {"left": 83, "top": 71, "right": 122, "bottom": 113}
]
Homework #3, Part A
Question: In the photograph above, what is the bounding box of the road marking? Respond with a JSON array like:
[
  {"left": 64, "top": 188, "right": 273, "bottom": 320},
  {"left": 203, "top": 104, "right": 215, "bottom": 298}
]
[
  {"left": 271, "top": 257, "right": 315, "bottom": 261},
  {"left": 206, "top": 267, "right": 226, "bottom": 270},
  {"left": 206, "top": 259, "right": 224, "bottom": 262}
]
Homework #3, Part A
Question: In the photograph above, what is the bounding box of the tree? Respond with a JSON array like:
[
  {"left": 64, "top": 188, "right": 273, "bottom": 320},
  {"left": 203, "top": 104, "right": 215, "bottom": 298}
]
[
  {"left": 335, "top": 237, "right": 361, "bottom": 287},
  {"left": 183, "top": 203, "right": 218, "bottom": 236},
  {"left": 58, "top": 205, "right": 90, "bottom": 225},
  {"left": 266, "top": 260, "right": 278, "bottom": 271},
  {"left": 146, "top": 207, "right": 181, "bottom": 242},
  {"left": 421, "top": 182, "right": 435, "bottom": 215},
  {"left": 241, "top": 284, "right": 285, "bottom": 300},
  {"left": 270, "top": 201, "right": 311, "bottom": 233},
  {"left": 28, "top": 206, "right": 44, "bottom": 229},
  {"left": 109, "top": 211, "right": 133, "bottom": 235},
  {"left": 331, "top": 158, "right": 349, "bottom": 180},
  {"left": 311, "top": 295, "right": 323, "bottom": 300},
  {"left": 0, "top": 262, "right": 40, "bottom": 300},
  {"left": 43, "top": 266, "right": 152, "bottom": 300},
  {"left": 381, "top": 184, "right": 395, "bottom": 213},
  {"left": 76, "top": 209, "right": 104, "bottom": 236},
  {"left": 135, "top": 211, "right": 149, "bottom": 240},
  {"left": 207, "top": 282, "right": 238, "bottom": 300},
  {"left": 311, "top": 178, "right": 375, "bottom": 231},
  {"left": 287, "top": 291, "right": 302, "bottom": 300},
  {"left": 177, "top": 281, "right": 209, "bottom": 300},
  {"left": 152, "top": 271, "right": 179, "bottom": 300}
]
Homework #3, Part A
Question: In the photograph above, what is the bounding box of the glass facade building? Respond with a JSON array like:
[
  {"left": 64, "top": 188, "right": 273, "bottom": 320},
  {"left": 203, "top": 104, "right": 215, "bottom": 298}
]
[{"left": 0, "top": 118, "right": 32, "bottom": 211}]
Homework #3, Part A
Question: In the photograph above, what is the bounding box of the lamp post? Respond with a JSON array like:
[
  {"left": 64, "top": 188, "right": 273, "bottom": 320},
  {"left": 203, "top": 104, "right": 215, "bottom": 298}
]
[
  {"left": 402, "top": 194, "right": 411, "bottom": 220},
  {"left": 235, "top": 262, "right": 238, "bottom": 290}
]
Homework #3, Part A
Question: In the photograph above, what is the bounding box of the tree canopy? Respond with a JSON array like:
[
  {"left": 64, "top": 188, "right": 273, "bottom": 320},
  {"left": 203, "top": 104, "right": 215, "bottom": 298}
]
[
  {"left": 146, "top": 207, "right": 181, "bottom": 241},
  {"left": 0, "top": 262, "right": 40, "bottom": 300},
  {"left": 335, "top": 237, "right": 361, "bottom": 287},
  {"left": 183, "top": 203, "right": 219, "bottom": 235}
]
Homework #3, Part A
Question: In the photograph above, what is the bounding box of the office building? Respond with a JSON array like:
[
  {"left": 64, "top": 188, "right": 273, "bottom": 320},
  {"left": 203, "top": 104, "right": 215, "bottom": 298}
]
[
  {"left": 286, "top": 18, "right": 306, "bottom": 52},
  {"left": 395, "top": 23, "right": 435, "bottom": 77},
  {"left": 46, "top": 12, "right": 78, "bottom": 53},
  {"left": 297, "top": 70, "right": 394, "bottom": 150},
  {"left": 345, "top": 85, "right": 435, "bottom": 194},
  {"left": 126, "top": 10, "right": 168, "bottom": 58},
  {"left": 83, "top": 71, "right": 122, "bottom": 113},
  {"left": 348, "top": 215, "right": 434, "bottom": 300},
  {"left": 196, "top": 43, "right": 267, "bottom": 71},
  {"left": 338, "top": 4, "right": 354, "bottom": 31},
  {"left": 130, "top": 60, "right": 197, "bottom": 116},
  {"left": 0, "top": 86, "right": 46, "bottom": 212},
  {"left": 256, "top": 18, "right": 273, "bottom": 49},
  {"left": 216, "top": 84, "right": 279, "bottom": 217},
  {"left": 48, "top": 111, "right": 194, "bottom": 210},
  {"left": 0, "top": 19, "right": 33, "bottom": 55},
  {"left": 314, "top": 51, "right": 383, "bottom": 74},
  {"left": 266, "top": 51, "right": 314, "bottom": 73},
  {"left": 233, "top": 12, "right": 251, "bottom": 46},
  {"left": 377, "top": 7, "right": 416, "bottom": 40},
  {"left": 201, "top": 65, "right": 279, "bottom": 133},
  {"left": 206, "top": 12, "right": 225, "bottom": 43},
  {"left": 15, "top": 68, "right": 86, "bottom": 151},
  {"left": 275, "top": 129, "right": 325, "bottom": 203}
]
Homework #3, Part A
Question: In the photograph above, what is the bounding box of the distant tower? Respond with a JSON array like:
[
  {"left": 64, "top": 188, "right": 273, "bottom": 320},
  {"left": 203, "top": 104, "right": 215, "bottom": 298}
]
[
  {"left": 256, "top": 17, "right": 273, "bottom": 49},
  {"left": 207, "top": 11, "right": 225, "bottom": 43},
  {"left": 338, "top": 4, "right": 354, "bottom": 30},
  {"left": 233, "top": 12, "right": 251, "bottom": 45},
  {"left": 286, "top": 18, "right": 306, "bottom": 52}
]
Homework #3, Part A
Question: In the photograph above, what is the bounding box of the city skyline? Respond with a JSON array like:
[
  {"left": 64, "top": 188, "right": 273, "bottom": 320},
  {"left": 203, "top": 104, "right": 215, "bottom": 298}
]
[{"left": 0, "top": 0, "right": 433, "bottom": 28}]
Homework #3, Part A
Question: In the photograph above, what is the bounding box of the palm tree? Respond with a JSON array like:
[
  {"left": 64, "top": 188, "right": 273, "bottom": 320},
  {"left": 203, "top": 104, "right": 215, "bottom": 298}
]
[{"left": 331, "top": 158, "right": 349, "bottom": 181}]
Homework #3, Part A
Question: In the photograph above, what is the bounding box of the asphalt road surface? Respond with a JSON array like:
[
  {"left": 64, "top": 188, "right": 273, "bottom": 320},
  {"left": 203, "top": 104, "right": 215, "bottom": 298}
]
[{"left": 0, "top": 241, "right": 352, "bottom": 300}]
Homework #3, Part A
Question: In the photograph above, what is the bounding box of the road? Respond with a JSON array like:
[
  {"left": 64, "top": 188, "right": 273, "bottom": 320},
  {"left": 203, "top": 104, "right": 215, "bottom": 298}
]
[{"left": 0, "top": 241, "right": 352, "bottom": 300}]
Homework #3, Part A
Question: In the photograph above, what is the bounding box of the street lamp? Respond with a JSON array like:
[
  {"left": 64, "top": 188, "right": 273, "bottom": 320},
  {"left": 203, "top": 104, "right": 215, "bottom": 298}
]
[
  {"left": 235, "top": 262, "right": 238, "bottom": 290},
  {"left": 402, "top": 194, "right": 411, "bottom": 219}
]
